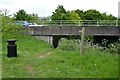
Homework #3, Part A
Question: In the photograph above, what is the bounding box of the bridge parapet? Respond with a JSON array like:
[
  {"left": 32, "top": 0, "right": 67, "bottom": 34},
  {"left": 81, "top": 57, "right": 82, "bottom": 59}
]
[{"left": 25, "top": 26, "right": 120, "bottom": 36}]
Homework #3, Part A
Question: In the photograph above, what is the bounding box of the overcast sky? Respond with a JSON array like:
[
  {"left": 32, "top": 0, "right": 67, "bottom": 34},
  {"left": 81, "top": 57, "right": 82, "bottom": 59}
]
[{"left": 0, "top": 0, "right": 119, "bottom": 17}]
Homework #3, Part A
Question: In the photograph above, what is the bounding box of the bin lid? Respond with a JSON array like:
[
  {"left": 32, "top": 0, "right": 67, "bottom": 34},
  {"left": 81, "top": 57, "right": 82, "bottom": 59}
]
[
  {"left": 7, "top": 39, "right": 16, "bottom": 42},
  {"left": 7, "top": 39, "right": 17, "bottom": 45}
]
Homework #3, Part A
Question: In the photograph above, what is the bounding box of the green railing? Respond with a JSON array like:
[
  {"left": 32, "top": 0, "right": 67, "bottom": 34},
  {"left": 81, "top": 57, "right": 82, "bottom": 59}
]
[{"left": 28, "top": 20, "right": 120, "bottom": 27}]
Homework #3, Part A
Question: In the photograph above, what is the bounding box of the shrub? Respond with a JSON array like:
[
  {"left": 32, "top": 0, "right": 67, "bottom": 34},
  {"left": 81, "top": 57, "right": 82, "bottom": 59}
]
[
  {"left": 57, "top": 38, "right": 80, "bottom": 51},
  {"left": 85, "top": 35, "right": 94, "bottom": 42},
  {"left": 57, "top": 38, "right": 102, "bottom": 51},
  {"left": 2, "top": 22, "right": 22, "bottom": 33},
  {"left": 107, "top": 42, "right": 120, "bottom": 54},
  {"left": 2, "top": 16, "right": 23, "bottom": 32},
  {"left": 57, "top": 37, "right": 120, "bottom": 54},
  {"left": 2, "top": 16, "right": 25, "bottom": 42}
]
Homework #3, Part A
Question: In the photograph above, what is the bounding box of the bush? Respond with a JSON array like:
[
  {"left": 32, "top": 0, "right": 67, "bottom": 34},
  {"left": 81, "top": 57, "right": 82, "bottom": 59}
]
[
  {"left": 57, "top": 38, "right": 102, "bottom": 51},
  {"left": 2, "top": 16, "right": 23, "bottom": 32},
  {"left": 2, "top": 22, "right": 22, "bottom": 33},
  {"left": 107, "top": 42, "right": 120, "bottom": 54},
  {"left": 1, "top": 16, "right": 21, "bottom": 31},
  {"left": 57, "top": 38, "right": 80, "bottom": 51},
  {"left": 57, "top": 38, "right": 120, "bottom": 54},
  {"left": 2, "top": 16, "right": 25, "bottom": 43}
]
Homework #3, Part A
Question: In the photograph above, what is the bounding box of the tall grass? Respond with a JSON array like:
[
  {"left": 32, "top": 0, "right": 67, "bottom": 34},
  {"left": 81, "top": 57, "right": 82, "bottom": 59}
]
[
  {"left": 0, "top": 34, "right": 2, "bottom": 79},
  {"left": 2, "top": 25, "right": 52, "bottom": 78}
]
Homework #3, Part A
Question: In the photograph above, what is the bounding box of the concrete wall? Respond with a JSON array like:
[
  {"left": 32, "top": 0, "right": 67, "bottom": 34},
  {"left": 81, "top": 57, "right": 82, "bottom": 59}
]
[
  {"left": 33, "top": 35, "right": 53, "bottom": 45},
  {"left": 25, "top": 26, "right": 120, "bottom": 36}
]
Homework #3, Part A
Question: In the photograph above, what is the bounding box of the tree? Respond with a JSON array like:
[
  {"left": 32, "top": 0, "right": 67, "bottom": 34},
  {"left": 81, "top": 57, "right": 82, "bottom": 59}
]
[
  {"left": 75, "top": 9, "right": 85, "bottom": 20},
  {"left": 84, "top": 9, "right": 101, "bottom": 20},
  {"left": 0, "top": 9, "right": 10, "bottom": 16},
  {"left": 101, "top": 13, "right": 116, "bottom": 20},
  {"left": 27, "top": 13, "right": 38, "bottom": 21},
  {"left": 51, "top": 5, "right": 67, "bottom": 20},
  {"left": 75, "top": 9, "right": 117, "bottom": 20},
  {"left": 101, "top": 13, "right": 109, "bottom": 20},
  {"left": 67, "top": 11, "right": 80, "bottom": 20},
  {"left": 108, "top": 14, "right": 116, "bottom": 20},
  {"left": 14, "top": 9, "right": 28, "bottom": 20},
  {"left": 14, "top": 9, "right": 39, "bottom": 21},
  {"left": 66, "top": 11, "right": 81, "bottom": 25},
  {"left": 3, "top": 9, "right": 10, "bottom": 16}
]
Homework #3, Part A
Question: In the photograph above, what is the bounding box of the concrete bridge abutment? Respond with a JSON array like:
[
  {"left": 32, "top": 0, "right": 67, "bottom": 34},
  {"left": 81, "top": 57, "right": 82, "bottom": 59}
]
[{"left": 33, "top": 35, "right": 53, "bottom": 46}]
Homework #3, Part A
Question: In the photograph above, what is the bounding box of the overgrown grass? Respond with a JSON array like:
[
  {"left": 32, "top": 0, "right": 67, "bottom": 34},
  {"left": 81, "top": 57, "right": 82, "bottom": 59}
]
[
  {"left": 0, "top": 33, "right": 2, "bottom": 79},
  {"left": 35, "top": 48, "right": 118, "bottom": 78},
  {"left": 2, "top": 30, "right": 118, "bottom": 78},
  {"left": 2, "top": 32, "right": 52, "bottom": 78}
]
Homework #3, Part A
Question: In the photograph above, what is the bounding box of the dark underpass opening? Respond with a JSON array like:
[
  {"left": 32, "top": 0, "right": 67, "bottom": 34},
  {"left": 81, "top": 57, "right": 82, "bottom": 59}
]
[
  {"left": 93, "top": 36, "right": 119, "bottom": 47},
  {"left": 53, "top": 35, "right": 81, "bottom": 48},
  {"left": 52, "top": 35, "right": 119, "bottom": 48}
]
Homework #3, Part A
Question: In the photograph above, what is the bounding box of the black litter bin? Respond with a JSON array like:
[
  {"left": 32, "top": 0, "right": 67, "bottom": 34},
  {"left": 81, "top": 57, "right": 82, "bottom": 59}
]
[{"left": 7, "top": 40, "right": 17, "bottom": 57}]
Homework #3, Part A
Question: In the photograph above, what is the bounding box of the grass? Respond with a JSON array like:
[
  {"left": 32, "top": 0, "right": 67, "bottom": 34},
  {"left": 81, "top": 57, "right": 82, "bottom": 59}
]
[
  {"left": 0, "top": 33, "right": 2, "bottom": 79},
  {"left": 2, "top": 31, "right": 118, "bottom": 78},
  {"left": 36, "top": 49, "right": 118, "bottom": 78},
  {"left": 2, "top": 32, "right": 52, "bottom": 78}
]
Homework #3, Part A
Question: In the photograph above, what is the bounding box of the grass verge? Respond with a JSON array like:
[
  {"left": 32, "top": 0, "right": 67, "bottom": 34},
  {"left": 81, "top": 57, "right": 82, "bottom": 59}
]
[{"left": 2, "top": 31, "right": 118, "bottom": 78}]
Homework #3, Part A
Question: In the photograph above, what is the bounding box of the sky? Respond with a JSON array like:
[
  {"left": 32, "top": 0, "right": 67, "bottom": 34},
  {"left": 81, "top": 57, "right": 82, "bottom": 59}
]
[{"left": 0, "top": 0, "right": 120, "bottom": 17}]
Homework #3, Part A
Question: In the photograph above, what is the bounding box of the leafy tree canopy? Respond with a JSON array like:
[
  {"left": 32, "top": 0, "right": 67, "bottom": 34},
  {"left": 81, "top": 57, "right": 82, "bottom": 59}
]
[
  {"left": 14, "top": 9, "right": 39, "bottom": 21},
  {"left": 67, "top": 11, "right": 80, "bottom": 20},
  {"left": 51, "top": 5, "right": 116, "bottom": 21},
  {"left": 75, "top": 9, "right": 116, "bottom": 20},
  {"left": 14, "top": 9, "right": 28, "bottom": 20},
  {"left": 84, "top": 9, "right": 101, "bottom": 20},
  {"left": 51, "top": 5, "right": 81, "bottom": 20},
  {"left": 51, "top": 5, "right": 67, "bottom": 20}
]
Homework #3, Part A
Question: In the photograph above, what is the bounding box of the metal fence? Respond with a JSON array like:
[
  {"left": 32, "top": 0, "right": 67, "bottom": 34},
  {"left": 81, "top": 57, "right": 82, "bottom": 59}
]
[{"left": 28, "top": 20, "right": 120, "bottom": 26}]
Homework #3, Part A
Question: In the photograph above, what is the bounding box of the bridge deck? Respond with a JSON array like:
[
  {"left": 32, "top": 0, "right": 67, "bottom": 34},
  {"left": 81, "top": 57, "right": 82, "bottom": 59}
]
[{"left": 26, "top": 26, "right": 120, "bottom": 36}]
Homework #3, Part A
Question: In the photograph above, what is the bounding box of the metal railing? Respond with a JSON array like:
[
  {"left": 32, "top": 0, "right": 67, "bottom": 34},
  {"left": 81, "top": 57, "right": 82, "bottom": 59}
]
[{"left": 28, "top": 20, "right": 120, "bottom": 27}]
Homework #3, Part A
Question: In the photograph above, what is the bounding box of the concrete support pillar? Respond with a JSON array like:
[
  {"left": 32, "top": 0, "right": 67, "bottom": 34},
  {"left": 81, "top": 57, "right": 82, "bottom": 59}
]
[{"left": 48, "top": 36, "right": 53, "bottom": 45}]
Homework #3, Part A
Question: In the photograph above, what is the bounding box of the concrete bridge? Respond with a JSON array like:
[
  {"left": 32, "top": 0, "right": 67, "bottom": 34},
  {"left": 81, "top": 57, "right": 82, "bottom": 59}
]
[
  {"left": 25, "top": 25, "right": 120, "bottom": 46},
  {"left": 25, "top": 20, "right": 120, "bottom": 46}
]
